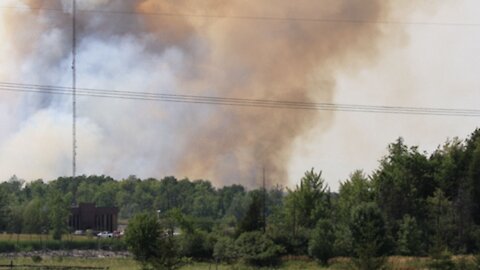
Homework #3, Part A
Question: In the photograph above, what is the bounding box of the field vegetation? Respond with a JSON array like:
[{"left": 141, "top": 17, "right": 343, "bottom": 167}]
[{"left": 1, "top": 128, "right": 480, "bottom": 269}]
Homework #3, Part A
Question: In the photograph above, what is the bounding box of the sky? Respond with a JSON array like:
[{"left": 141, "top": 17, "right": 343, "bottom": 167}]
[
  {"left": 0, "top": 0, "right": 479, "bottom": 191},
  {"left": 288, "top": 0, "right": 480, "bottom": 190}
]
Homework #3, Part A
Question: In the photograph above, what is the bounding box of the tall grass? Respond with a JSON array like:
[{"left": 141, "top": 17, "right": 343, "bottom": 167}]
[{"left": 0, "top": 234, "right": 126, "bottom": 253}]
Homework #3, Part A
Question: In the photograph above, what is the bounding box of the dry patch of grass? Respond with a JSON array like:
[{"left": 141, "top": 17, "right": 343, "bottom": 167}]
[
  {"left": 0, "top": 257, "right": 139, "bottom": 270},
  {"left": 0, "top": 233, "right": 90, "bottom": 242}
]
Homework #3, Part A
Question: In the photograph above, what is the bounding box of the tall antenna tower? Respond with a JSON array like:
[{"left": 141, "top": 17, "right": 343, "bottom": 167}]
[
  {"left": 72, "top": 0, "right": 77, "bottom": 178},
  {"left": 262, "top": 166, "right": 267, "bottom": 233}
]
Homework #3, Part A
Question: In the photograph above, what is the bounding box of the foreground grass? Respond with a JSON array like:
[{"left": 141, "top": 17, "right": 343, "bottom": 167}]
[
  {"left": 0, "top": 257, "right": 138, "bottom": 270},
  {"left": 0, "top": 234, "right": 127, "bottom": 253},
  {"left": 1, "top": 255, "right": 476, "bottom": 269},
  {"left": 0, "top": 233, "right": 90, "bottom": 242},
  {"left": 0, "top": 258, "right": 329, "bottom": 270}
]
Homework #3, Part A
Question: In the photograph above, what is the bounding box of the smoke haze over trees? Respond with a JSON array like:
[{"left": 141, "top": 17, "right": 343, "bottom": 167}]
[{"left": 0, "top": 0, "right": 443, "bottom": 187}]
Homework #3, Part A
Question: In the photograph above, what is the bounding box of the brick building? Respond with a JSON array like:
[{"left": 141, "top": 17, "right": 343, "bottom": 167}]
[{"left": 69, "top": 203, "right": 119, "bottom": 232}]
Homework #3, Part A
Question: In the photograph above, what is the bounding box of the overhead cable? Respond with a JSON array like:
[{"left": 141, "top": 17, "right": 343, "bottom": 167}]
[{"left": 0, "top": 82, "right": 479, "bottom": 117}]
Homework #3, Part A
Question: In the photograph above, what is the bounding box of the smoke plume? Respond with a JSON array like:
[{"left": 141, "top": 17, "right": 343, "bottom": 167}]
[{"left": 0, "top": 0, "right": 405, "bottom": 186}]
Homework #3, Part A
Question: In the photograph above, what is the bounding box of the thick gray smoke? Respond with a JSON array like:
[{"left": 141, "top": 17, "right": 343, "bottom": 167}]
[{"left": 0, "top": 0, "right": 408, "bottom": 186}]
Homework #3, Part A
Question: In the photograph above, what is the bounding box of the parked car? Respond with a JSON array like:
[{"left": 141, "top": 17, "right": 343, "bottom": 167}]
[
  {"left": 97, "top": 231, "right": 113, "bottom": 238},
  {"left": 73, "top": 230, "right": 84, "bottom": 235}
]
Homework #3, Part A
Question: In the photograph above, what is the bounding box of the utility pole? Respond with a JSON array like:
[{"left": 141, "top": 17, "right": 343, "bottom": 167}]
[
  {"left": 72, "top": 0, "right": 77, "bottom": 179},
  {"left": 263, "top": 166, "right": 267, "bottom": 233}
]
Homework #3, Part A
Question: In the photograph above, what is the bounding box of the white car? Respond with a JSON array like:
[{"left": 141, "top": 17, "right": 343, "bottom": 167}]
[{"left": 97, "top": 231, "right": 113, "bottom": 238}]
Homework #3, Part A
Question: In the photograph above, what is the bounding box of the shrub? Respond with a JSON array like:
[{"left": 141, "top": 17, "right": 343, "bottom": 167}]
[
  {"left": 178, "top": 230, "right": 213, "bottom": 259},
  {"left": 213, "top": 237, "right": 237, "bottom": 263},
  {"left": 428, "top": 249, "right": 455, "bottom": 270},
  {"left": 0, "top": 242, "right": 15, "bottom": 252},
  {"left": 31, "top": 255, "right": 42, "bottom": 263},
  {"left": 235, "top": 231, "right": 284, "bottom": 267}
]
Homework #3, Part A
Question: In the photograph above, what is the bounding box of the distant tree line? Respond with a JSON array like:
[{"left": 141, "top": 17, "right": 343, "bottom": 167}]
[{"left": 1, "top": 128, "right": 480, "bottom": 268}]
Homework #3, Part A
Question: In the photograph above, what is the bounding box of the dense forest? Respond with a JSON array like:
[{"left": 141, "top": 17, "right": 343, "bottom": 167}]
[{"left": 1, "top": 128, "right": 480, "bottom": 267}]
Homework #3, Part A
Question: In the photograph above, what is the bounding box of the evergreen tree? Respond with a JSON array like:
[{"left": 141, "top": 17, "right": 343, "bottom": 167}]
[
  {"left": 396, "top": 215, "right": 422, "bottom": 255},
  {"left": 308, "top": 218, "right": 335, "bottom": 265},
  {"left": 350, "top": 203, "right": 388, "bottom": 270},
  {"left": 237, "top": 191, "right": 264, "bottom": 234}
]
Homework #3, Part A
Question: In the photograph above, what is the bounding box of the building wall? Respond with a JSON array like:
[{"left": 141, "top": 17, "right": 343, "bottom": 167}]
[{"left": 69, "top": 203, "right": 119, "bottom": 232}]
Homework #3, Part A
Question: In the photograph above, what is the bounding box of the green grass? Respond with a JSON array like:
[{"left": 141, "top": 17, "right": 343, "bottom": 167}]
[
  {"left": 0, "top": 234, "right": 126, "bottom": 252},
  {"left": 0, "top": 256, "right": 458, "bottom": 270},
  {"left": 0, "top": 242, "right": 471, "bottom": 270},
  {"left": 0, "top": 258, "right": 331, "bottom": 270}
]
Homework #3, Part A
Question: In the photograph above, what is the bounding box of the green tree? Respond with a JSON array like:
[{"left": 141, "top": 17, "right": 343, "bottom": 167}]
[
  {"left": 428, "top": 189, "right": 455, "bottom": 253},
  {"left": 350, "top": 203, "right": 387, "bottom": 270},
  {"left": 23, "top": 198, "right": 49, "bottom": 234},
  {"left": 333, "top": 223, "right": 353, "bottom": 257},
  {"left": 237, "top": 191, "right": 264, "bottom": 234},
  {"left": 47, "top": 192, "right": 69, "bottom": 240},
  {"left": 8, "top": 204, "right": 24, "bottom": 236},
  {"left": 125, "top": 213, "right": 179, "bottom": 270},
  {"left": 337, "top": 170, "right": 373, "bottom": 224},
  {"left": 396, "top": 215, "right": 422, "bottom": 255},
  {"left": 373, "top": 138, "right": 434, "bottom": 235},
  {"left": 0, "top": 188, "right": 9, "bottom": 231},
  {"left": 218, "top": 185, "right": 245, "bottom": 217},
  {"left": 468, "top": 134, "right": 480, "bottom": 225},
  {"left": 288, "top": 168, "right": 329, "bottom": 229},
  {"left": 308, "top": 218, "right": 335, "bottom": 265}
]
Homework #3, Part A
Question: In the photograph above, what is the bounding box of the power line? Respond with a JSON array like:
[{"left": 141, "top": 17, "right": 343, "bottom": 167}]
[
  {"left": 1, "top": 5, "right": 480, "bottom": 27},
  {"left": 0, "top": 82, "right": 479, "bottom": 117}
]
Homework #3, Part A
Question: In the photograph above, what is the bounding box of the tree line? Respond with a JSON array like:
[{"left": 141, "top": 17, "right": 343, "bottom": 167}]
[{"left": 0, "top": 128, "right": 480, "bottom": 268}]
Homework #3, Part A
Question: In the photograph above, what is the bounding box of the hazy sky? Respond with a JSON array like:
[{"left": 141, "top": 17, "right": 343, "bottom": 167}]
[
  {"left": 288, "top": 0, "right": 480, "bottom": 190},
  {"left": 0, "top": 0, "right": 479, "bottom": 190}
]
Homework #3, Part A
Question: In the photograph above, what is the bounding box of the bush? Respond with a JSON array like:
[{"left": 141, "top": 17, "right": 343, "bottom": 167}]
[
  {"left": 235, "top": 231, "right": 284, "bottom": 267},
  {"left": 455, "top": 256, "right": 474, "bottom": 270},
  {"left": 0, "top": 241, "right": 15, "bottom": 252},
  {"left": 178, "top": 230, "right": 213, "bottom": 259},
  {"left": 269, "top": 226, "right": 310, "bottom": 256},
  {"left": 428, "top": 250, "right": 456, "bottom": 270},
  {"left": 31, "top": 255, "right": 42, "bottom": 263},
  {"left": 213, "top": 237, "right": 237, "bottom": 263}
]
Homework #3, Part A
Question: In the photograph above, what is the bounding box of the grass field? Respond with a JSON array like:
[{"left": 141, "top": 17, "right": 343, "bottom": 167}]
[
  {"left": 0, "top": 256, "right": 436, "bottom": 270},
  {"left": 0, "top": 257, "right": 138, "bottom": 270},
  {"left": 0, "top": 233, "right": 91, "bottom": 242},
  {"left": 0, "top": 234, "right": 127, "bottom": 253},
  {"left": 0, "top": 257, "right": 329, "bottom": 270},
  {"left": 0, "top": 235, "right": 473, "bottom": 269}
]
